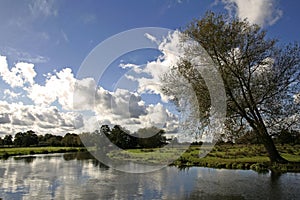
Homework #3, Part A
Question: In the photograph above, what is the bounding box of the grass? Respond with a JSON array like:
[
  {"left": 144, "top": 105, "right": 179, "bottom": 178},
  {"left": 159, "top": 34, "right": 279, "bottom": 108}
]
[
  {"left": 1, "top": 144, "right": 299, "bottom": 173},
  {"left": 108, "top": 144, "right": 300, "bottom": 173},
  {"left": 0, "top": 146, "right": 86, "bottom": 159}
]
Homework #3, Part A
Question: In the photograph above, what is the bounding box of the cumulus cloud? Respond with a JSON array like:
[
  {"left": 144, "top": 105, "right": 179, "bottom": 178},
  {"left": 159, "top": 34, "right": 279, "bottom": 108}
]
[
  {"left": 0, "top": 100, "right": 84, "bottom": 136},
  {"left": 28, "top": 68, "right": 76, "bottom": 108},
  {"left": 3, "top": 89, "right": 21, "bottom": 100},
  {"left": 0, "top": 49, "right": 180, "bottom": 135},
  {"left": 221, "top": 0, "right": 283, "bottom": 26},
  {"left": 91, "top": 88, "right": 178, "bottom": 133},
  {"left": 25, "top": 63, "right": 178, "bottom": 133},
  {"left": 0, "top": 113, "right": 10, "bottom": 124},
  {"left": 121, "top": 30, "right": 183, "bottom": 103},
  {"left": 0, "top": 55, "right": 36, "bottom": 88}
]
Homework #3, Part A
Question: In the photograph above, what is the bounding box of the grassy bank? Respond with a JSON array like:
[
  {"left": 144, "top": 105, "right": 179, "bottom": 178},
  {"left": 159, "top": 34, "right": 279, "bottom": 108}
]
[
  {"left": 0, "top": 146, "right": 86, "bottom": 159},
  {"left": 108, "top": 144, "right": 300, "bottom": 173},
  {"left": 2, "top": 144, "right": 300, "bottom": 173}
]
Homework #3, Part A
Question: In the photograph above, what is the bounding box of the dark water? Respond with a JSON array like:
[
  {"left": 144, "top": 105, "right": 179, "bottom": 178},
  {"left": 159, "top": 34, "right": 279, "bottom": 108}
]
[{"left": 0, "top": 152, "right": 299, "bottom": 200}]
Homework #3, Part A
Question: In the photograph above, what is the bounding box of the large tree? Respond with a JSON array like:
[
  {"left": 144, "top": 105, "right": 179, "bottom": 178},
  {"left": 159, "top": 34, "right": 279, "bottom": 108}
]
[{"left": 161, "top": 12, "right": 300, "bottom": 163}]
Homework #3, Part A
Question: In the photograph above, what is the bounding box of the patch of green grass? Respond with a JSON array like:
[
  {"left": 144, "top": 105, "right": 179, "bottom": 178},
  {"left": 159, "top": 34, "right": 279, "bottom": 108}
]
[
  {"left": 108, "top": 144, "right": 300, "bottom": 172},
  {"left": 0, "top": 147, "right": 85, "bottom": 159}
]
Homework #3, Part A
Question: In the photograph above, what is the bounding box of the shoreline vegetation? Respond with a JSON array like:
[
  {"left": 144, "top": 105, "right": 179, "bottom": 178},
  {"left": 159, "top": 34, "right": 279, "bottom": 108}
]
[
  {"left": 1, "top": 144, "right": 300, "bottom": 173},
  {"left": 0, "top": 146, "right": 86, "bottom": 159},
  {"left": 108, "top": 144, "right": 300, "bottom": 173}
]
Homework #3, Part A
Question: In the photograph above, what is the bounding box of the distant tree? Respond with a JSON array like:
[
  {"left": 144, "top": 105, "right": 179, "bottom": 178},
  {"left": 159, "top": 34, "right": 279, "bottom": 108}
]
[
  {"left": 274, "top": 129, "right": 299, "bottom": 145},
  {"left": 108, "top": 125, "right": 137, "bottom": 149},
  {"left": 3, "top": 135, "right": 13, "bottom": 146},
  {"left": 134, "top": 126, "right": 167, "bottom": 148},
  {"left": 47, "top": 136, "right": 63, "bottom": 146},
  {"left": 100, "top": 125, "right": 111, "bottom": 136},
  {"left": 0, "top": 136, "right": 3, "bottom": 146},
  {"left": 161, "top": 12, "right": 300, "bottom": 163},
  {"left": 14, "top": 132, "right": 24, "bottom": 146},
  {"left": 62, "top": 133, "right": 82, "bottom": 147},
  {"left": 14, "top": 130, "right": 38, "bottom": 147},
  {"left": 235, "top": 131, "right": 262, "bottom": 144}
]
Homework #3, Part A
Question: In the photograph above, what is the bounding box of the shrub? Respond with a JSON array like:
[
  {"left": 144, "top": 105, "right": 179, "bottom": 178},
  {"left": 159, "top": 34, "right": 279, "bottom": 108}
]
[
  {"left": 231, "top": 163, "right": 238, "bottom": 169},
  {"left": 225, "top": 163, "right": 232, "bottom": 169},
  {"left": 237, "top": 163, "right": 245, "bottom": 169}
]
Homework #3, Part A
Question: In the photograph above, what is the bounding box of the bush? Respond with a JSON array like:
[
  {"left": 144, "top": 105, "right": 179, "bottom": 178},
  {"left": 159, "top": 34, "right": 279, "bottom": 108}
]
[
  {"left": 237, "top": 163, "right": 245, "bottom": 169},
  {"left": 231, "top": 163, "right": 238, "bottom": 169},
  {"left": 250, "top": 163, "right": 269, "bottom": 173},
  {"left": 216, "top": 163, "right": 226, "bottom": 168},
  {"left": 225, "top": 163, "right": 232, "bottom": 169}
]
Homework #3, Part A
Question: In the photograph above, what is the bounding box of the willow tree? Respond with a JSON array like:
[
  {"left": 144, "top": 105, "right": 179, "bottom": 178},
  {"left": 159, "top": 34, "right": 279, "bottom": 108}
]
[{"left": 161, "top": 12, "right": 300, "bottom": 163}]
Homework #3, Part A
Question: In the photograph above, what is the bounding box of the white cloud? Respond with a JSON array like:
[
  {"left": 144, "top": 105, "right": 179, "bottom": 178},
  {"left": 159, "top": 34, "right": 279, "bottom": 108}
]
[
  {"left": 144, "top": 33, "right": 159, "bottom": 44},
  {"left": 29, "top": 0, "right": 58, "bottom": 17},
  {"left": 0, "top": 100, "right": 83, "bottom": 136},
  {"left": 121, "top": 31, "right": 183, "bottom": 102},
  {"left": 28, "top": 68, "right": 81, "bottom": 110},
  {"left": 3, "top": 89, "right": 21, "bottom": 100},
  {"left": 1, "top": 47, "right": 49, "bottom": 64},
  {"left": 119, "top": 63, "right": 143, "bottom": 74},
  {"left": 24, "top": 65, "right": 178, "bottom": 133},
  {"left": 0, "top": 53, "right": 180, "bottom": 135},
  {"left": 221, "top": 0, "right": 283, "bottom": 26},
  {"left": 0, "top": 55, "right": 37, "bottom": 88}
]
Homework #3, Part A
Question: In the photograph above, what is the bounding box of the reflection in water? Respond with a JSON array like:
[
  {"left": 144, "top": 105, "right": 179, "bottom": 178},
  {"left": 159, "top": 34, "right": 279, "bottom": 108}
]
[{"left": 0, "top": 153, "right": 299, "bottom": 200}]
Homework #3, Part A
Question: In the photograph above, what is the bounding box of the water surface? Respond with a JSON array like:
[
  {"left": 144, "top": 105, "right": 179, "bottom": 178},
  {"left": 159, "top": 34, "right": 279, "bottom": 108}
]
[{"left": 0, "top": 152, "right": 299, "bottom": 200}]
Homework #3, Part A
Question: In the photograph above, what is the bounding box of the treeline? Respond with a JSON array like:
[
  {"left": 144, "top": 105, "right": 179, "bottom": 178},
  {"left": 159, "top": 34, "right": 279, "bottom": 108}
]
[
  {"left": 80, "top": 125, "right": 167, "bottom": 149},
  {"left": 0, "top": 130, "right": 83, "bottom": 147},
  {"left": 217, "top": 129, "right": 300, "bottom": 145},
  {"left": 0, "top": 125, "right": 167, "bottom": 149}
]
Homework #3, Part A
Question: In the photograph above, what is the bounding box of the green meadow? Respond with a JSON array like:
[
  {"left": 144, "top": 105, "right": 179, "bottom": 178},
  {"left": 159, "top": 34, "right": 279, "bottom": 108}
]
[
  {"left": 1, "top": 144, "right": 300, "bottom": 173},
  {"left": 108, "top": 144, "right": 300, "bottom": 173},
  {"left": 0, "top": 146, "right": 85, "bottom": 158}
]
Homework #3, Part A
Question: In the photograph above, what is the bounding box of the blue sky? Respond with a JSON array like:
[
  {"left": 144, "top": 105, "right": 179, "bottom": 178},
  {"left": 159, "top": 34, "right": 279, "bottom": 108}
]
[{"left": 0, "top": 0, "right": 299, "bottom": 138}]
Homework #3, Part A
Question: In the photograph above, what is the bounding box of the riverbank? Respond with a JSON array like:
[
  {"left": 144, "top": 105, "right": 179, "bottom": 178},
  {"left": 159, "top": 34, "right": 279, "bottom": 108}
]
[
  {"left": 0, "top": 146, "right": 86, "bottom": 159},
  {"left": 1, "top": 144, "right": 300, "bottom": 173},
  {"left": 108, "top": 144, "right": 300, "bottom": 173}
]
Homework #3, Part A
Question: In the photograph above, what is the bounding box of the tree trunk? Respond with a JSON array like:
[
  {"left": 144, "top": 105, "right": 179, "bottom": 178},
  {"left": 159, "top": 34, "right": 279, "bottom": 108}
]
[{"left": 256, "top": 125, "right": 288, "bottom": 164}]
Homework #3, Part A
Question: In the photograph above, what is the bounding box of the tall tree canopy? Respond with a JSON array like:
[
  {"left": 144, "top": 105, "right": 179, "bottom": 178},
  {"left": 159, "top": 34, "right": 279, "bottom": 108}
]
[{"left": 161, "top": 12, "right": 300, "bottom": 163}]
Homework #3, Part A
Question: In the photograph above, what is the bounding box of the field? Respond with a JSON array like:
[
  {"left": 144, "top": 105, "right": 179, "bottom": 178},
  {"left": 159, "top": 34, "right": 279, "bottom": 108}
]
[
  {"left": 1, "top": 144, "right": 300, "bottom": 173},
  {"left": 108, "top": 144, "right": 300, "bottom": 173},
  {"left": 0, "top": 146, "right": 85, "bottom": 158}
]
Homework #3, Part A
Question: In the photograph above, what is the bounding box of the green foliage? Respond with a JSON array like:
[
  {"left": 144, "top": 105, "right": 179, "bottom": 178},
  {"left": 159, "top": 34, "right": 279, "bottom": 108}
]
[
  {"left": 161, "top": 11, "right": 300, "bottom": 163},
  {"left": 14, "top": 131, "right": 38, "bottom": 147},
  {"left": 3, "top": 135, "right": 13, "bottom": 146},
  {"left": 108, "top": 144, "right": 300, "bottom": 172},
  {"left": 0, "top": 147, "right": 84, "bottom": 159},
  {"left": 38, "top": 134, "right": 63, "bottom": 146},
  {"left": 134, "top": 126, "right": 167, "bottom": 148},
  {"left": 98, "top": 124, "right": 167, "bottom": 149},
  {"left": 0, "top": 131, "right": 84, "bottom": 148},
  {"left": 61, "top": 133, "right": 82, "bottom": 147}
]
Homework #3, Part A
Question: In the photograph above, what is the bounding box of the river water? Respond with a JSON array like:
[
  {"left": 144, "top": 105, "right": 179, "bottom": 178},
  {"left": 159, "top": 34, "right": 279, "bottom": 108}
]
[{"left": 0, "top": 152, "right": 299, "bottom": 200}]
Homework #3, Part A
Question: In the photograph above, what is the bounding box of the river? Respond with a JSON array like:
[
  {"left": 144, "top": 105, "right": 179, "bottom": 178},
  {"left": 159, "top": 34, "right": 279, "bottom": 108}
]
[{"left": 0, "top": 152, "right": 299, "bottom": 200}]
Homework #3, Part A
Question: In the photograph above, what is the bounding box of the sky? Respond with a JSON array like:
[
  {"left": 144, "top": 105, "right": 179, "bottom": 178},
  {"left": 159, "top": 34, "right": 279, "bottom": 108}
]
[{"left": 0, "top": 0, "right": 299, "bottom": 138}]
